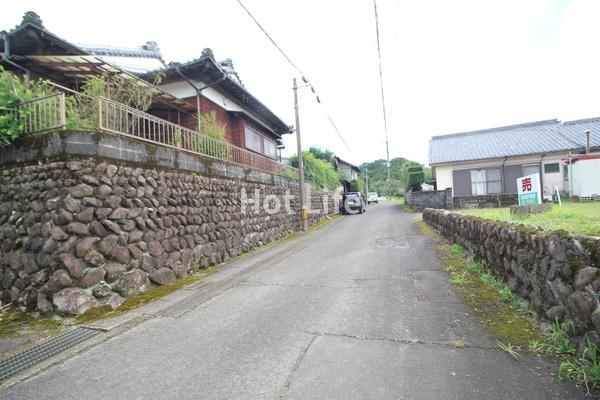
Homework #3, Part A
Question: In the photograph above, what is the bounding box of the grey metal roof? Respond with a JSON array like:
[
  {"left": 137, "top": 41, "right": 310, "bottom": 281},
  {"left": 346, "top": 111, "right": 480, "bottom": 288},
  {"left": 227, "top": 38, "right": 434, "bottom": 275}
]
[{"left": 429, "top": 118, "right": 600, "bottom": 165}]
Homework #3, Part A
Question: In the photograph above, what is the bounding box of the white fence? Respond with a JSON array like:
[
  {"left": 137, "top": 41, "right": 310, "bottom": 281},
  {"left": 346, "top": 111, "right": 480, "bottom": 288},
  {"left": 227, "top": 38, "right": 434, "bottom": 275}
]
[{"left": 17, "top": 94, "right": 297, "bottom": 178}]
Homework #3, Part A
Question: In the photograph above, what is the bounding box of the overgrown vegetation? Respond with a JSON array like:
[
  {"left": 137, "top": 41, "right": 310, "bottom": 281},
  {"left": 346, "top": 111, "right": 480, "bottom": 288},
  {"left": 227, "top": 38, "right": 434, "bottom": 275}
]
[
  {"left": 529, "top": 319, "right": 600, "bottom": 393},
  {"left": 0, "top": 66, "right": 53, "bottom": 146},
  {"left": 66, "top": 72, "right": 163, "bottom": 129},
  {"left": 441, "top": 238, "right": 600, "bottom": 392},
  {"left": 406, "top": 165, "right": 425, "bottom": 191},
  {"left": 458, "top": 201, "right": 600, "bottom": 236},
  {"left": 290, "top": 150, "right": 340, "bottom": 190},
  {"left": 194, "top": 111, "right": 230, "bottom": 159},
  {"left": 422, "top": 229, "right": 543, "bottom": 347},
  {"left": 76, "top": 271, "right": 210, "bottom": 325},
  {"left": 359, "top": 158, "right": 432, "bottom": 196},
  {"left": 0, "top": 305, "right": 64, "bottom": 337}
]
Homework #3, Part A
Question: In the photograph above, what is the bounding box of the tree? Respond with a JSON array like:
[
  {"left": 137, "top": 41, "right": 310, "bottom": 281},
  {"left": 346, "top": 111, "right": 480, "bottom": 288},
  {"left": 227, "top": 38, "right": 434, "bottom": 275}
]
[
  {"left": 308, "top": 146, "right": 336, "bottom": 167},
  {"left": 359, "top": 157, "right": 430, "bottom": 196}
]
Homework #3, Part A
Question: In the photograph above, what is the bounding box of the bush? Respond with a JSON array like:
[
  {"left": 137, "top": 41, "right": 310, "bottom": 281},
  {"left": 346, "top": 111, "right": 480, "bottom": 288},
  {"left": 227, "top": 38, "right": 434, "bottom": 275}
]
[
  {"left": 0, "top": 66, "right": 53, "bottom": 146},
  {"left": 291, "top": 151, "right": 339, "bottom": 190},
  {"left": 407, "top": 168, "right": 425, "bottom": 191},
  {"left": 350, "top": 178, "right": 365, "bottom": 194}
]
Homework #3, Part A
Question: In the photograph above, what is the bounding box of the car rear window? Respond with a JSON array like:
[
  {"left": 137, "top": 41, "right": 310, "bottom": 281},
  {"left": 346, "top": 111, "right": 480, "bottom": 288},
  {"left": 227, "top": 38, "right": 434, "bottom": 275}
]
[{"left": 345, "top": 194, "right": 359, "bottom": 201}]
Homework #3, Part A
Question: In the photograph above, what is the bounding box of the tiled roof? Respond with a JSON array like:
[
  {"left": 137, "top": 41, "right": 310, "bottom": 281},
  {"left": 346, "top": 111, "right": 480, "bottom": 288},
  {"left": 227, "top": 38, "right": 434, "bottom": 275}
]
[{"left": 429, "top": 118, "right": 600, "bottom": 165}]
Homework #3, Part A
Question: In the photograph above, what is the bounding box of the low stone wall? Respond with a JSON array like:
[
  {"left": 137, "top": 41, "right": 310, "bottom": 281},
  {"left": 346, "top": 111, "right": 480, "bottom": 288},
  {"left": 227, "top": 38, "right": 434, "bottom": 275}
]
[
  {"left": 0, "top": 131, "right": 335, "bottom": 315},
  {"left": 405, "top": 188, "right": 453, "bottom": 211},
  {"left": 424, "top": 208, "right": 600, "bottom": 346},
  {"left": 453, "top": 194, "right": 518, "bottom": 209}
]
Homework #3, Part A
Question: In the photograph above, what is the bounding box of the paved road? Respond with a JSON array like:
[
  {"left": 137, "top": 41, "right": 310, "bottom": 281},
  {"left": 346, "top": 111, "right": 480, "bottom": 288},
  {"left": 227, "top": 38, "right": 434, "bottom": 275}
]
[{"left": 1, "top": 203, "right": 585, "bottom": 399}]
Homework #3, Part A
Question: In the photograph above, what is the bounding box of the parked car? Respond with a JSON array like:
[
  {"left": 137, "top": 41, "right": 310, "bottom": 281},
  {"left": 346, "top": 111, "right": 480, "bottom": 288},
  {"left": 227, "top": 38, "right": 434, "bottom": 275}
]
[
  {"left": 367, "top": 192, "right": 379, "bottom": 204},
  {"left": 340, "top": 192, "right": 366, "bottom": 214}
]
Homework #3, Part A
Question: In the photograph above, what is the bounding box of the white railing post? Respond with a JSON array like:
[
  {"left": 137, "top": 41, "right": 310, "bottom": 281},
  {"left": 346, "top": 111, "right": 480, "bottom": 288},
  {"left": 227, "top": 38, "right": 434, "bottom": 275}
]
[{"left": 59, "top": 92, "right": 66, "bottom": 127}]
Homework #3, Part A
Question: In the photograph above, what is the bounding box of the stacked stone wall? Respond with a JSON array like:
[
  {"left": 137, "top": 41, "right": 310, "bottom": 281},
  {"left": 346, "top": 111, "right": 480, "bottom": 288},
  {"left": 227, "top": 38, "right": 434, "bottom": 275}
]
[
  {"left": 424, "top": 209, "right": 600, "bottom": 348},
  {"left": 0, "top": 131, "right": 335, "bottom": 315}
]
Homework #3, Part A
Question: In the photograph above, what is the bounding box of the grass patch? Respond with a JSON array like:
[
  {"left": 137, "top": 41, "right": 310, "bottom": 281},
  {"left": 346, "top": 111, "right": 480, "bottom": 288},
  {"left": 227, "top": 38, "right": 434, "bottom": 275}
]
[
  {"left": 434, "top": 240, "right": 542, "bottom": 346},
  {"left": 458, "top": 201, "right": 600, "bottom": 237},
  {"left": 0, "top": 307, "right": 65, "bottom": 337},
  {"left": 76, "top": 270, "right": 213, "bottom": 325},
  {"left": 423, "top": 215, "right": 600, "bottom": 392},
  {"left": 388, "top": 196, "right": 405, "bottom": 205},
  {"left": 529, "top": 319, "right": 600, "bottom": 393}
]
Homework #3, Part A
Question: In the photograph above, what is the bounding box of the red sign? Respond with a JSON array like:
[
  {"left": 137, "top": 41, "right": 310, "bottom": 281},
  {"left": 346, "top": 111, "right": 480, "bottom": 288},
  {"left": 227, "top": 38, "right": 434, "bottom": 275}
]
[{"left": 521, "top": 177, "right": 532, "bottom": 192}]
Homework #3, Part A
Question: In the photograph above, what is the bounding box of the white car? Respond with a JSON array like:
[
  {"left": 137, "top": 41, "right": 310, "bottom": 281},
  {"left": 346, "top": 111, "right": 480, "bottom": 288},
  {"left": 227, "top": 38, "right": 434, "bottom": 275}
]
[{"left": 367, "top": 192, "right": 379, "bottom": 204}]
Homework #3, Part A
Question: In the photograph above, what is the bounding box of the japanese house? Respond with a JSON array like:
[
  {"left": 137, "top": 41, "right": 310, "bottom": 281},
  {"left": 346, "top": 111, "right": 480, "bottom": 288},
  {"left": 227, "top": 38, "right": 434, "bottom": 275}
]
[
  {"left": 429, "top": 118, "right": 600, "bottom": 199},
  {"left": 1, "top": 12, "right": 292, "bottom": 169},
  {"left": 335, "top": 156, "right": 360, "bottom": 192}
]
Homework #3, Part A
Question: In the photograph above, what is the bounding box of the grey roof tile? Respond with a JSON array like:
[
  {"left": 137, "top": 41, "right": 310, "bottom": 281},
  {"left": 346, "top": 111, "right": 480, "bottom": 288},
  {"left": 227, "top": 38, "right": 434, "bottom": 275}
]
[{"left": 429, "top": 118, "right": 600, "bottom": 165}]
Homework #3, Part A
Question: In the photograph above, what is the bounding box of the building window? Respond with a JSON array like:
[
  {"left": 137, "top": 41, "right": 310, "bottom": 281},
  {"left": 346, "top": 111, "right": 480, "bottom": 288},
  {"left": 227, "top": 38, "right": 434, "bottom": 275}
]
[
  {"left": 244, "top": 126, "right": 277, "bottom": 159},
  {"left": 470, "top": 168, "right": 501, "bottom": 195},
  {"left": 245, "top": 127, "right": 262, "bottom": 153},
  {"left": 486, "top": 168, "right": 502, "bottom": 194},
  {"left": 470, "top": 170, "right": 486, "bottom": 195},
  {"left": 544, "top": 163, "right": 560, "bottom": 174},
  {"left": 522, "top": 165, "right": 540, "bottom": 177},
  {"left": 264, "top": 140, "right": 277, "bottom": 159}
]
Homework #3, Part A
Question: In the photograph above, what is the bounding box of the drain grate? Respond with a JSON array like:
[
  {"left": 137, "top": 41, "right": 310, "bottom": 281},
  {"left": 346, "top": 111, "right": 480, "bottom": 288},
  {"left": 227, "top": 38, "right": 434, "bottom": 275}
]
[
  {"left": 0, "top": 327, "right": 101, "bottom": 382},
  {"left": 375, "top": 237, "right": 410, "bottom": 249}
]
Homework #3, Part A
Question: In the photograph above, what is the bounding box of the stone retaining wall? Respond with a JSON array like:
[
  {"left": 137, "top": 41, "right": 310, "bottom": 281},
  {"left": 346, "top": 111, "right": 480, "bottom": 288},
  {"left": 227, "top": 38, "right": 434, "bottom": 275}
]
[
  {"left": 0, "top": 131, "right": 335, "bottom": 315},
  {"left": 453, "top": 194, "right": 518, "bottom": 209},
  {"left": 424, "top": 208, "right": 600, "bottom": 347},
  {"left": 405, "top": 188, "right": 453, "bottom": 211}
]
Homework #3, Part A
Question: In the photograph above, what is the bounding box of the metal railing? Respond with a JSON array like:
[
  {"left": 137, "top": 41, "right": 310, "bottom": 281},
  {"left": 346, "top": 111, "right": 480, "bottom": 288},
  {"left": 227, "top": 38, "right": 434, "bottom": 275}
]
[
  {"left": 15, "top": 92, "right": 297, "bottom": 178},
  {"left": 97, "top": 97, "right": 297, "bottom": 177},
  {"left": 15, "top": 92, "right": 66, "bottom": 134}
]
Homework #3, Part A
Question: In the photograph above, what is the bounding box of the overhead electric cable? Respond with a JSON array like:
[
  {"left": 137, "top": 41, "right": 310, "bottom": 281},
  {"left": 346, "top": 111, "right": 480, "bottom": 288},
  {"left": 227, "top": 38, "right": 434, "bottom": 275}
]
[
  {"left": 373, "top": 0, "right": 392, "bottom": 196},
  {"left": 235, "top": 0, "right": 351, "bottom": 152}
]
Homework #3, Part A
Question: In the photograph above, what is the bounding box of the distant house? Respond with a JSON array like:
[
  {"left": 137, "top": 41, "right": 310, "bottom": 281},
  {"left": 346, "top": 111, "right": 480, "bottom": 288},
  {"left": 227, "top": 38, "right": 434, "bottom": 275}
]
[
  {"left": 335, "top": 157, "right": 360, "bottom": 192},
  {"left": 429, "top": 118, "right": 600, "bottom": 199}
]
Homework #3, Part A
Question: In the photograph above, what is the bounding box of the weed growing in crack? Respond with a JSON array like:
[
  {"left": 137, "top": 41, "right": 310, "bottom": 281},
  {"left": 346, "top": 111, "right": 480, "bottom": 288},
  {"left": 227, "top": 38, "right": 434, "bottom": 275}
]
[
  {"left": 559, "top": 337, "right": 600, "bottom": 393},
  {"left": 496, "top": 340, "right": 521, "bottom": 359}
]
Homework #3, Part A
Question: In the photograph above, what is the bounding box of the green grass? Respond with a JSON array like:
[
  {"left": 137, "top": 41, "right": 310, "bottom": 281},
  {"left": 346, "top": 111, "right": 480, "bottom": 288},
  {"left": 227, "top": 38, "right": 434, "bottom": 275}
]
[
  {"left": 421, "top": 223, "right": 543, "bottom": 347},
  {"left": 529, "top": 319, "right": 600, "bottom": 393},
  {"left": 388, "top": 195, "right": 405, "bottom": 205},
  {"left": 0, "top": 307, "right": 65, "bottom": 337},
  {"left": 458, "top": 201, "right": 600, "bottom": 237},
  {"left": 424, "top": 219, "right": 600, "bottom": 392}
]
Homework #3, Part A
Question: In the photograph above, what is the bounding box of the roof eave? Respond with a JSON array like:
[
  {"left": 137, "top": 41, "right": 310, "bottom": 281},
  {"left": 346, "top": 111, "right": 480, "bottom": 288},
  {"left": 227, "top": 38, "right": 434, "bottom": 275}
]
[{"left": 143, "top": 55, "right": 292, "bottom": 135}]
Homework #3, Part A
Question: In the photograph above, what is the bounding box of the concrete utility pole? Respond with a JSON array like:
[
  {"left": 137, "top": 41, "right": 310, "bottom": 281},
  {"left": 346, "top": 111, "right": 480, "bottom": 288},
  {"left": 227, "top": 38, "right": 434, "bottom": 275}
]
[
  {"left": 365, "top": 166, "right": 369, "bottom": 195},
  {"left": 293, "top": 78, "right": 308, "bottom": 231},
  {"left": 386, "top": 147, "right": 391, "bottom": 197}
]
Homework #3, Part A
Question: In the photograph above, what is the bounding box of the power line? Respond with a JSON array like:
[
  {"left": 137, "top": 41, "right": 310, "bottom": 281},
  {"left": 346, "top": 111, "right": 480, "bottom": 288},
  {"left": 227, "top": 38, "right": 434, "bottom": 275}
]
[
  {"left": 235, "top": 0, "right": 351, "bottom": 152},
  {"left": 373, "top": 0, "right": 392, "bottom": 196}
]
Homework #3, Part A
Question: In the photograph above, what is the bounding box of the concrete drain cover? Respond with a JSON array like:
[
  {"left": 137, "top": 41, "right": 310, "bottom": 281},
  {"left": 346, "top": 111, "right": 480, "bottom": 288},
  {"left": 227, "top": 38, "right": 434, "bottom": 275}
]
[
  {"left": 0, "top": 327, "right": 101, "bottom": 382},
  {"left": 375, "top": 237, "right": 410, "bottom": 249}
]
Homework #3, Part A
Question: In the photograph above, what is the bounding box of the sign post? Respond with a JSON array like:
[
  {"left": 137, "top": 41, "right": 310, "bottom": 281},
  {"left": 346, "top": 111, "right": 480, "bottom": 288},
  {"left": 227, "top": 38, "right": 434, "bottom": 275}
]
[{"left": 517, "top": 173, "right": 542, "bottom": 205}]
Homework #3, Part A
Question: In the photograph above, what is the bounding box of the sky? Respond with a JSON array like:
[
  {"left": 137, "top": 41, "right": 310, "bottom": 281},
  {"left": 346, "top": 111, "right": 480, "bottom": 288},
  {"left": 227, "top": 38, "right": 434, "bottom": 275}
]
[{"left": 2, "top": 0, "right": 600, "bottom": 166}]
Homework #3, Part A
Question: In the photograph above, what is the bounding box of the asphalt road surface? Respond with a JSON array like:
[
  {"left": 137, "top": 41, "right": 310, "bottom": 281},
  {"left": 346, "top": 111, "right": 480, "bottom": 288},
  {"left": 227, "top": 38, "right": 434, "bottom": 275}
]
[{"left": 1, "top": 203, "right": 586, "bottom": 399}]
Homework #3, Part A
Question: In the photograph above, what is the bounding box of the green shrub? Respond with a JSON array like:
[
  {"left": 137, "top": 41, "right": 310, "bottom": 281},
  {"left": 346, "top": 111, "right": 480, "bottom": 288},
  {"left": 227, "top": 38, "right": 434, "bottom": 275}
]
[
  {"left": 194, "top": 111, "right": 230, "bottom": 160},
  {"left": 291, "top": 151, "right": 339, "bottom": 190},
  {"left": 0, "top": 66, "right": 53, "bottom": 146},
  {"left": 407, "top": 170, "right": 425, "bottom": 191}
]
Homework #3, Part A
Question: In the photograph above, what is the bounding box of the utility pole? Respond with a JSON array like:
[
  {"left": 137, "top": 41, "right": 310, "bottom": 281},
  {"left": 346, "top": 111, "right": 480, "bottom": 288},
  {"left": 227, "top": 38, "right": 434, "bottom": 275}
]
[
  {"left": 293, "top": 78, "right": 308, "bottom": 231},
  {"left": 365, "top": 166, "right": 369, "bottom": 195},
  {"left": 386, "top": 148, "right": 391, "bottom": 197}
]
